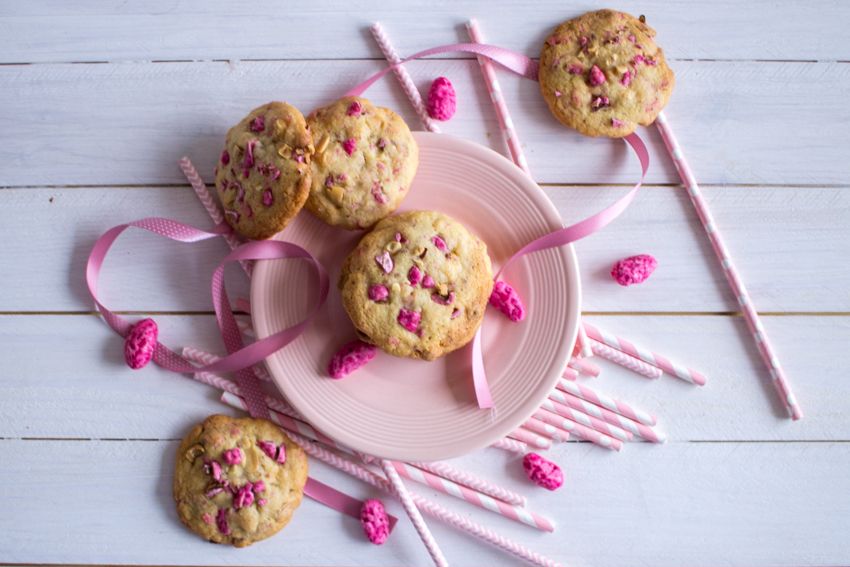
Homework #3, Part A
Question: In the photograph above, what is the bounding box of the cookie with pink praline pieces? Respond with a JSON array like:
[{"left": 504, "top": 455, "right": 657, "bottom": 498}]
[
  {"left": 215, "top": 102, "right": 314, "bottom": 240},
  {"left": 305, "top": 96, "right": 418, "bottom": 230},
  {"left": 173, "top": 415, "right": 308, "bottom": 547},
  {"left": 538, "top": 10, "right": 675, "bottom": 137},
  {"left": 338, "top": 211, "right": 493, "bottom": 361}
]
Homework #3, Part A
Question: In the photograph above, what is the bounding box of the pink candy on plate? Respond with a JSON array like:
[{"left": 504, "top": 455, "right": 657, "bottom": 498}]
[
  {"left": 489, "top": 281, "right": 524, "bottom": 322},
  {"left": 124, "top": 318, "right": 158, "bottom": 370},
  {"left": 360, "top": 498, "right": 390, "bottom": 545},
  {"left": 611, "top": 254, "right": 657, "bottom": 286},
  {"left": 328, "top": 340, "right": 378, "bottom": 379},
  {"left": 522, "top": 453, "right": 563, "bottom": 490},
  {"left": 427, "top": 77, "right": 457, "bottom": 121}
]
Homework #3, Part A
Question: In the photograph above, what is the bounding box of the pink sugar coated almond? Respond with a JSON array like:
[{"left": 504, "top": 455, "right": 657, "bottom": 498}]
[
  {"left": 369, "top": 284, "right": 389, "bottom": 302},
  {"left": 611, "top": 254, "right": 657, "bottom": 286},
  {"left": 222, "top": 448, "right": 242, "bottom": 465},
  {"left": 421, "top": 274, "right": 435, "bottom": 288},
  {"left": 257, "top": 441, "right": 277, "bottom": 460},
  {"left": 328, "top": 340, "right": 378, "bottom": 379},
  {"left": 124, "top": 318, "right": 158, "bottom": 370},
  {"left": 489, "top": 281, "right": 525, "bottom": 322},
  {"left": 375, "top": 251, "right": 393, "bottom": 273},
  {"left": 342, "top": 138, "right": 357, "bottom": 156},
  {"left": 216, "top": 509, "right": 230, "bottom": 535},
  {"left": 360, "top": 499, "right": 390, "bottom": 545},
  {"left": 588, "top": 65, "right": 607, "bottom": 86},
  {"left": 523, "top": 452, "right": 563, "bottom": 490},
  {"left": 427, "top": 77, "right": 457, "bottom": 121},
  {"left": 431, "top": 235, "right": 448, "bottom": 251},
  {"left": 408, "top": 265, "right": 422, "bottom": 286},
  {"left": 397, "top": 308, "right": 421, "bottom": 333},
  {"left": 347, "top": 100, "right": 362, "bottom": 116}
]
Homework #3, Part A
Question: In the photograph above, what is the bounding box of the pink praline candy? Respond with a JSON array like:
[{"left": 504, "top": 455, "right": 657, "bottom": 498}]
[
  {"left": 397, "top": 308, "right": 421, "bottom": 333},
  {"left": 588, "top": 65, "right": 607, "bottom": 86},
  {"left": 216, "top": 509, "right": 230, "bottom": 535},
  {"left": 222, "top": 448, "right": 242, "bottom": 465},
  {"left": 408, "top": 265, "right": 422, "bottom": 286},
  {"left": 368, "top": 284, "right": 389, "bottom": 302},
  {"left": 360, "top": 499, "right": 390, "bottom": 545},
  {"left": 427, "top": 77, "right": 457, "bottom": 121},
  {"left": 421, "top": 274, "right": 435, "bottom": 288},
  {"left": 124, "top": 318, "right": 158, "bottom": 370},
  {"left": 257, "top": 441, "right": 277, "bottom": 460},
  {"left": 342, "top": 138, "right": 357, "bottom": 156},
  {"left": 489, "top": 281, "right": 524, "bottom": 322},
  {"left": 375, "top": 252, "right": 393, "bottom": 273},
  {"left": 328, "top": 340, "right": 378, "bottom": 379},
  {"left": 522, "top": 453, "right": 563, "bottom": 490},
  {"left": 611, "top": 254, "right": 657, "bottom": 286}
]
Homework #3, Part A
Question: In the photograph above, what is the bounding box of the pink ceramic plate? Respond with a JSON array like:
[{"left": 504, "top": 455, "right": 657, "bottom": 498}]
[{"left": 251, "top": 132, "right": 580, "bottom": 461}]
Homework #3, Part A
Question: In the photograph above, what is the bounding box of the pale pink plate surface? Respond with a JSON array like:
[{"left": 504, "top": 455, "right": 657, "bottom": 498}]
[{"left": 251, "top": 132, "right": 580, "bottom": 461}]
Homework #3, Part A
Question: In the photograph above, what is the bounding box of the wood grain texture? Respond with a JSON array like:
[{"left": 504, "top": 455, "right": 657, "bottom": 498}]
[
  {"left": 3, "top": 186, "right": 846, "bottom": 314},
  {"left": 2, "top": 0, "right": 849, "bottom": 63},
  {"left": 1, "top": 438, "right": 847, "bottom": 566},
  {"left": 0, "top": 314, "right": 846, "bottom": 441},
  {"left": 2, "top": 60, "right": 849, "bottom": 187}
]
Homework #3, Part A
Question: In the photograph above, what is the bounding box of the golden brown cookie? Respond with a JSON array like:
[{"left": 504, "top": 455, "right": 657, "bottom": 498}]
[
  {"left": 338, "top": 211, "right": 493, "bottom": 361},
  {"left": 173, "top": 414, "right": 308, "bottom": 547},
  {"left": 538, "top": 10, "right": 674, "bottom": 137},
  {"left": 305, "top": 96, "right": 418, "bottom": 230},
  {"left": 215, "top": 102, "right": 313, "bottom": 240}
]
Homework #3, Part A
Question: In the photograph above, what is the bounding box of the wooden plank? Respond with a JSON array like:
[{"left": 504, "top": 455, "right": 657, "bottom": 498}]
[
  {"left": 2, "top": 0, "right": 849, "bottom": 63},
  {"left": 0, "top": 314, "right": 846, "bottom": 441},
  {"left": 0, "top": 437, "right": 847, "bottom": 565},
  {"left": 3, "top": 186, "right": 846, "bottom": 314},
  {"left": 2, "top": 60, "right": 849, "bottom": 187}
]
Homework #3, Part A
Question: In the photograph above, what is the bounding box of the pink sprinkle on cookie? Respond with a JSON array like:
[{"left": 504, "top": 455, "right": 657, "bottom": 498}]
[
  {"left": 431, "top": 235, "right": 447, "bottom": 251},
  {"left": 375, "top": 252, "right": 393, "bottom": 273},
  {"left": 397, "top": 308, "right": 421, "bottom": 333},
  {"left": 258, "top": 499, "right": 267, "bottom": 506},
  {"left": 328, "top": 340, "right": 377, "bottom": 379},
  {"left": 611, "top": 254, "right": 657, "bottom": 286},
  {"left": 451, "top": 308, "right": 462, "bottom": 319},
  {"left": 222, "top": 448, "right": 242, "bottom": 465},
  {"left": 211, "top": 461, "right": 222, "bottom": 481},
  {"left": 408, "top": 265, "right": 422, "bottom": 286},
  {"left": 262, "top": 188, "right": 274, "bottom": 206},
  {"left": 523, "top": 453, "right": 563, "bottom": 490},
  {"left": 250, "top": 116, "right": 265, "bottom": 132},
  {"left": 620, "top": 71, "right": 632, "bottom": 87},
  {"left": 234, "top": 485, "right": 254, "bottom": 509},
  {"left": 612, "top": 118, "right": 624, "bottom": 127},
  {"left": 220, "top": 149, "right": 230, "bottom": 165},
  {"left": 427, "top": 77, "right": 457, "bottom": 121},
  {"left": 360, "top": 499, "right": 390, "bottom": 545},
  {"left": 253, "top": 480, "right": 265, "bottom": 493},
  {"left": 342, "top": 138, "right": 357, "bottom": 156},
  {"left": 347, "top": 100, "right": 362, "bottom": 116},
  {"left": 568, "top": 65, "right": 583, "bottom": 74},
  {"left": 243, "top": 139, "right": 256, "bottom": 170},
  {"left": 489, "top": 281, "right": 524, "bottom": 322},
  {"left": 588, "top": 65, "right": 607, "bottom": 85},
  {"left": 368, "top": 284, "right": 389, "bottom": 302},
  {"left": 257, "top": 441, "right": 277, "bottom": 460},
  {"left": 431, "top": 292, "right": 455, "bottom": 306},
  {"left": 421, "top": 274, "right": 435, "bottom": 288},
  {"left": 124, "top": 318, "right": 158, "bottom": 370},
  {"left": 554, "top": 91, "right": 562, "bottom": 98},
  {"left": 216, "top": 509, "right": 230, "bottom": 535},
  {"left": 276, "top": 445, "right": 286, "bottom": 464}
]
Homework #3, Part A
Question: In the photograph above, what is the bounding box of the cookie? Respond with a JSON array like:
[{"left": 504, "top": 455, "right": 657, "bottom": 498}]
[
  {"left": 215, "top": 102, "right": 313, "bottom": 240},
  {"left": 173, "top": 414, "right": 308, "bottom": 547},
  {"left": 338, "top": 210, "right": 493, "bottom": 361},
  {"left": 538, "top": 10, "right": 675, "bottom": 138},
  {"left": 305, "top": 96, "right": 418, "bottom": 231}
]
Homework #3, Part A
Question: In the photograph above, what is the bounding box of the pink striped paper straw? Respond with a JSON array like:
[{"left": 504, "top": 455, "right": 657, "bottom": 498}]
[
  {"left": 576, "top": 326, "right": 593, "bottom": 358},
  {"left": 533, "top": 409, "right": 622, "bottom": 451},
  {"left": 491, "top": 437, "right": 527, "bottom": 453},
  {"left": 656, "top": 111, "right": 799, "bottom": 415},
  {"left": 370, "top": 22, "right": 440, "bottom": 134},
  {"left": 465, "top": 18, "right": 530, "bottom": 176},
  {"left": 568, "top": 356, "right": 600, "bottom": 377},
  {"left": 583, "top": 322, "right": 705, "bottom": 386},
  {"left": 556, "top": 377, "right": 658, "bottom": 426},
  {"left": 390, "top": 461, "right": 554, "bottom": 532},
  {"left": 541, "top": 398, "right": 631, "bottom": 442},
  {"left": 179, "top": 156, "right": 252, "bottom": 277},
  {"left": 283, "top": 430, "right": 564, "bottom": 567},
  {"left": 523, "top": 416, "right": 570, "bottom": 443},
  {"left": 589, "top": 338, "right": 663, "bottom": 379},
  {"left": 509, "top": 427, "right": 552, "bottom": 450},
  {"left": 236, "top": 318, "right": 254, "bottom": 338},
  {"left": 408, "top": 461, "right": 527, "bottom": 508},
  {"left": 550, "top": 381, "right": 665, "bottom": 444},
  {"left": 563, "top": 366, "right": 579, "bottom": 381},
  {"left": 380, "top": 459, "right": 449, "bottom": 567},
  {"left": 182, "top": 346, "right": 273, "bottom": 384}
]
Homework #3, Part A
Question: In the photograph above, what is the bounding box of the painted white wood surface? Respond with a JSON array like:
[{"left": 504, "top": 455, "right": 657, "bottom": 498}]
[{"left": 3, "top": 2, "right": 849, "bottom": 566}]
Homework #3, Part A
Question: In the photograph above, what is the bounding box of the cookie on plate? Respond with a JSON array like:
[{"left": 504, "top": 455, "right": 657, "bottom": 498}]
[
  {"left": 538, "top": 10, "right": 674, "bottom": 138},
  {"left": 215, "top": 102, "right": 314, "bottom": 240},
  {"left": 338, "top": 210, "right": 493, "bottom": 361},
  {"left": 305, "top": 96, "right": 418, "bottom": 231},
  {"left": 173, "top": 414, "right": 308, "bottom": 547}
]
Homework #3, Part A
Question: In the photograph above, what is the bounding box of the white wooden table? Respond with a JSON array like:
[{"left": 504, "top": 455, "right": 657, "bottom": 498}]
[{"left": 3, "top": 2, "right": 849, "bottom": 565}]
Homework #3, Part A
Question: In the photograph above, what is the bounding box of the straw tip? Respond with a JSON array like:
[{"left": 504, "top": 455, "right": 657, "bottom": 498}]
[{"left": 465, "top": 18, "right": 476, "bottom": 28}]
